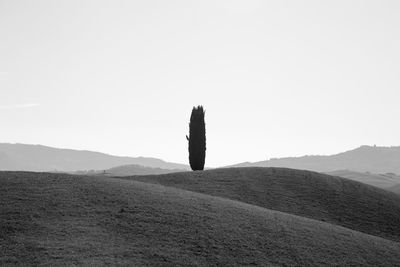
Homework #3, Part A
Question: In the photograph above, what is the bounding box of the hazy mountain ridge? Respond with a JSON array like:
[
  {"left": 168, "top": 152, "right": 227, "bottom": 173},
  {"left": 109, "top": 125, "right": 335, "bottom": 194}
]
[
  {"left": 231, "top": 145, "right": 400, "bottom": 174},
  {"left": 0, "top": 143, "right": 189, "bottom": 172}
]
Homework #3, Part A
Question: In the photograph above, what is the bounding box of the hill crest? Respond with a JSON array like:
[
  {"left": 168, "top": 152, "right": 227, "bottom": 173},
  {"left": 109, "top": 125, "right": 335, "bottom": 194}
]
[
  {"left": 124, "top": 167, "right": 400, "bottom": 242},
  {"left": 1, "top": 171, "right": 400, "bottom": 266},
  {"left": 230, "top": 145, "right": 400, "bottom": 174}
]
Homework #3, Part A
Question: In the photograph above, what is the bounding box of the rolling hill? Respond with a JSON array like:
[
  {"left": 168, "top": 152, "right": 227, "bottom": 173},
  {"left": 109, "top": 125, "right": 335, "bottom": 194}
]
[
  {"left": 104, "top": 164, "right": 186, "bottom": 176},
  {"left": 326, "top": 170, "right": 400, "bottom": 190},
  {"left": 73, "top": 164, "right": 186, "bottom": 176},
  {"left": 1, "top": 171, "right": 400, "bottom": 266},
  {"left": 125, "top": 167, "right": 400, "bottom": 242},
  {"left": 389, "top": 184, "right": 400, "bottom": 194},
  {"left": 0, "top": 143, "right": 189, "bottom": 172},
  {"left": 230, "top": 145, "right": 400, "bottom": 174}
]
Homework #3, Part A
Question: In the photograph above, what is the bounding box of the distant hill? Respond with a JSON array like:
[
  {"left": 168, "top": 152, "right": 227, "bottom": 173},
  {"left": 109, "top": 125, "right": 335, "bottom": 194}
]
[
  {"left": 389, "top": 184, "right": 400, "bottom": 195},
  {"left": 74, "top": 164, "right": 186, "bottom": 176},
  {"left": 1, "top": 171, "right": 400, "bottom": 266},
  {"left": 326, "top": 170, "right": 400, "bottom": 190},
  {"left": 126, "top": 167, "right": 400, "bottom": 242},
  {"left": 0, "top": 143, "right": 189, "bottom": 172},
  {"left": 230, "top": 145, "right": 400, "bottom": 174},
  {"left": 106, "top": 164, "right": 186, "bottom": 176}
]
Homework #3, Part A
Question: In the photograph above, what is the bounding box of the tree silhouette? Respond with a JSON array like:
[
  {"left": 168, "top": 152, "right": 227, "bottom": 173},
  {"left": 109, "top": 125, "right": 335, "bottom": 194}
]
[{"left": 187, "top": 106, "right": 206, "bottom": 171}]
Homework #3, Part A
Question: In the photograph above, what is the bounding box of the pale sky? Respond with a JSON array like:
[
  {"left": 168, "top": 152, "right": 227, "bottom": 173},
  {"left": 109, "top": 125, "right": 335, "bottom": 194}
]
[{"left": 1, "top": 0, "right": 400, "bottom": 167}]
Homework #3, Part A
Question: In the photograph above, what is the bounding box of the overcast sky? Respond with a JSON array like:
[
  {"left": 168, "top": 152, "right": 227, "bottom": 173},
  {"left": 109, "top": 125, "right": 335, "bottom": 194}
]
[{"left": 1, "top": 0, "right": 400, "bottom": 167}]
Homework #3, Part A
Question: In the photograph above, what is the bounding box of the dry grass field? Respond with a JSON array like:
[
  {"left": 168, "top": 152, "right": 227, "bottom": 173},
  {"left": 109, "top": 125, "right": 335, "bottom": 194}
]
[
  {"left": 126, "top": 167, "right": 400, "bottom": 242},
  {"left": 326, "top": 170, "right": 400, "bottom": 190},
  {"left": 1, "top": 169, "right": 400, "bottom": 266}
]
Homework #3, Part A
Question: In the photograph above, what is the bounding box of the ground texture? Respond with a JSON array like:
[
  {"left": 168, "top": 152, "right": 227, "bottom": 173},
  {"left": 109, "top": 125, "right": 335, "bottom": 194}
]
[{"left": 1, "top": 169, "right": 400, "bottom": 266}]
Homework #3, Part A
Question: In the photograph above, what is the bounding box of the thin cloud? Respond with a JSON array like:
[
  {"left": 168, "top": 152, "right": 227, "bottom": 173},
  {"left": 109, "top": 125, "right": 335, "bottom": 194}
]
[{"left": 0, "top": 103, "right": 40, "bottom": 110}]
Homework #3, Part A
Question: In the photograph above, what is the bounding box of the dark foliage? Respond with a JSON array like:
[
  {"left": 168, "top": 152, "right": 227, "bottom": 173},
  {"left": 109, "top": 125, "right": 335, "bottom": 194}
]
[{"left": 187, "top": 106, "right": 206, "bottom": 171}]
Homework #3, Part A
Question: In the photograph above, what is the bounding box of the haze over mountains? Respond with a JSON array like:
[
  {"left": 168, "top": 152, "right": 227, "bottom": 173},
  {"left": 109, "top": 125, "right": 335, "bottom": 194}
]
[
  {"left": 3, "top": 143, "right": 400, "bottom": 177},
  {"left": 0, "top": 143, "right": 189, "bottom": 172},
  {"left": 232, "top": 145, "right": 400, "bottom": 174}
]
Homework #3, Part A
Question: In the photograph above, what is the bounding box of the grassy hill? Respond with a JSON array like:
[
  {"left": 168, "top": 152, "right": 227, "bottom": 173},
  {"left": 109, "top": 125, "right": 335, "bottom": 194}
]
[
  {"left": 72, "top": 164, "right": 186, "bottom": 176},
  {"left": 389, "top": 184, "right": 400, "bottom": 194},
  {"left": 1, "top": 171, "right": 400, "bottom": 266},
  {"left": 230, "top": 145, "right": 400, "bottom": 174},
  {"left": 326, "top": 170, "right": 400, "bottom": 190},
  {"left": 105, "top": 164, "right": 186, "bottom": 176},
  {"left": 126, "top": 167, "right": 400, "bottom": 242}
]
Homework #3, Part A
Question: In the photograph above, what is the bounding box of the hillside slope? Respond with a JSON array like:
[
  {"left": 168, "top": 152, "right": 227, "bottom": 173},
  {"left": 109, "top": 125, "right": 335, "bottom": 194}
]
[
  {"left": 389, "top": 184, "right": 400, "bottom": 194},
  {"left": 73, "top": 164, "right": 186, "bottom": 176},
  {"left": 105, "top": 164, "right": 186, "bottom": 176},
  {"left": 0, "top": 143, "right": 189, "bottom": 172},
  {"left": 1, "top": 172, "right": 400, "bottom": 266},
  {"left": 231, "top": 145, "right": 400, "bottom": 174},
  {"left": 126, "top": 167, "right": 400, "bottom": 242},
  {"left": 326, "top": 170, "right": 400, "bottom": 189}
]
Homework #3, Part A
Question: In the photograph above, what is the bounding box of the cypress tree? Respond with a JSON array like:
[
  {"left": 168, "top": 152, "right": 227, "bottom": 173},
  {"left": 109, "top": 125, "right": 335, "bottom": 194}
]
[{"left": 186, "top": 106, "right": 206, "bottom": 171}]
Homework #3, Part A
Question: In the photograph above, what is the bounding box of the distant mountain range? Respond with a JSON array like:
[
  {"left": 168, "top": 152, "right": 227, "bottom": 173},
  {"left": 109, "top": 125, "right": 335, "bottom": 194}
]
[
  {"left": 0, "top": 143, "right": 189, "bottom": 172},
  {"left": 3, "top": 143, "right": 400, "bottom": 177},
  {"left": 230, "top": 145, "right": 400, "bottom": 174}
]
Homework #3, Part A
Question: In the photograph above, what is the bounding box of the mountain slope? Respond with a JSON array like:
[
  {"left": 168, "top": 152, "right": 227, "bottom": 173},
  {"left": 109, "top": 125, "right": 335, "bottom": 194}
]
[
  {"left": 326, "top": 170, "right": 400, "bottom": 189},
  {"left": 125, "top": 167, "right": 400, "bottom": 242},
  {"left": 1, "top": 172, "right": 400, "bottom": 266},
  {"left": 231, "top": 145, "right": 400, "bottom": 173},
  {"left": 0, "top": 143, "right": 189, "bottom": 172}
]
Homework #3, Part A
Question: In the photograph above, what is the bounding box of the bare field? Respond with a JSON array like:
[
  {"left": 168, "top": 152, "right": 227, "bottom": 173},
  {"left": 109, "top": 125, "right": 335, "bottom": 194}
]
[
  {"left": 125, "top": 167, "right": 400, "bottom": 242},
  {"left": 1, "top": 170, "right": 400, "bottom": 266}
]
